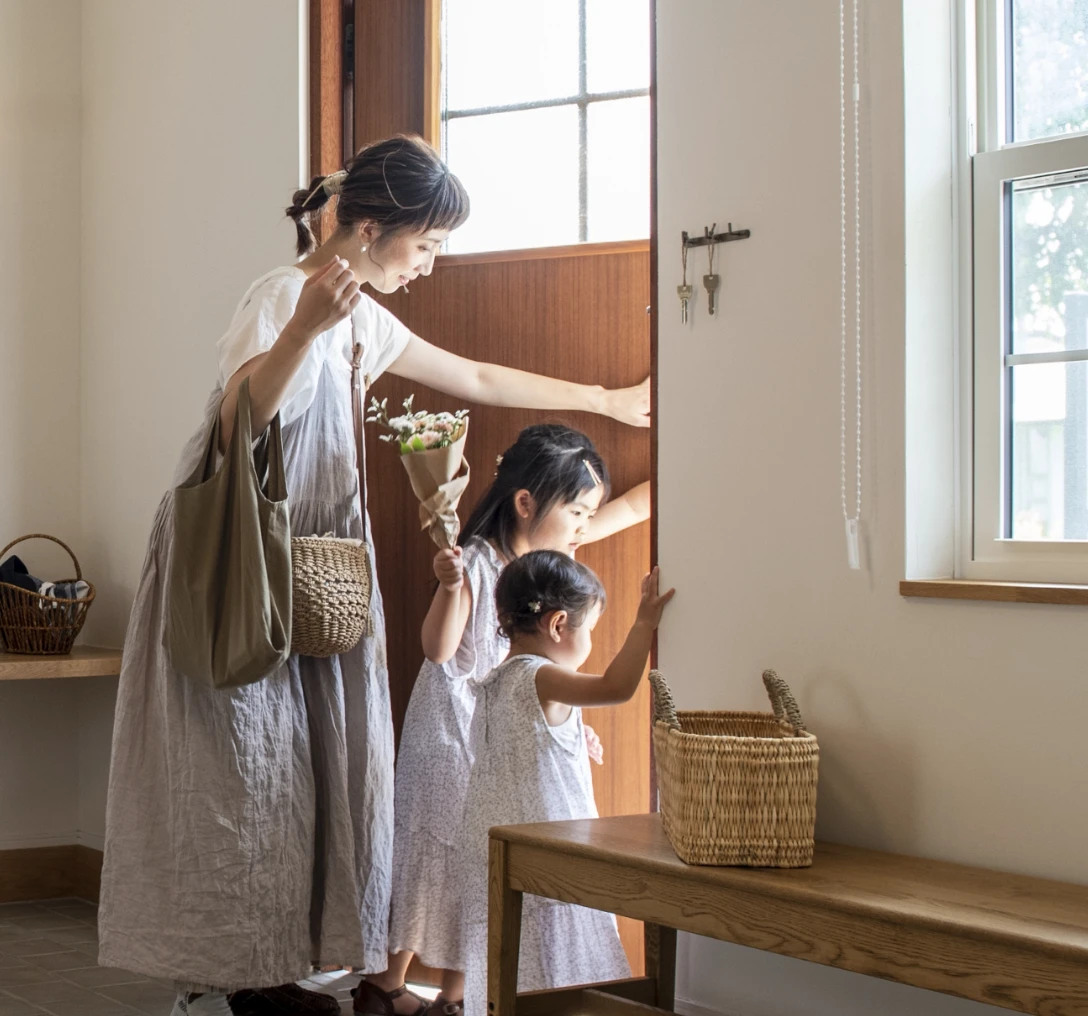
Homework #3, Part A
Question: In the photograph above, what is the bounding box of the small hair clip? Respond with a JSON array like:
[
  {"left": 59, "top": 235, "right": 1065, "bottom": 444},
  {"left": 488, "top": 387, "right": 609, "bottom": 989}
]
[
  {"left": 528, "top": 600, "right": 542, "bottom": 613},
  {"left": 583, "top": 458, "right": 602, "bottom": 487},
  {"left": 495, "top": 454, "right": 504, "bottom": 467},
  {"left": 322, "top": 169, "right": 348, "bottom": 195}
]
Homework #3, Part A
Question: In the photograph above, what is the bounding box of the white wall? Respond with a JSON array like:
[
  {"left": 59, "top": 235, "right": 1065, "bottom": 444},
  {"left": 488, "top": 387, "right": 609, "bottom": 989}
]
[
  {"left": 0, "top": 0, "right": 84, "bottom": 851},
  {"left": 1, "top": 0, "right": 304, "bottom": 854},
  {"left": 75, "top": 0, "right": 306, "bottom": 848},
  {"left": 657, "top": 2, "right": 1088, "bottom": 1015}
]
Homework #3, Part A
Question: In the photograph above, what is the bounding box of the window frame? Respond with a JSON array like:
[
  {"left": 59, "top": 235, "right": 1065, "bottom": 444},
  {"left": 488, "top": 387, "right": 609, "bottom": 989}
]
[
  {"left": 962, "top": 0, "right": 1088, "bottom": 582},
  {"left": 433, "top": 0, "right": 651, "bottom": 254}
]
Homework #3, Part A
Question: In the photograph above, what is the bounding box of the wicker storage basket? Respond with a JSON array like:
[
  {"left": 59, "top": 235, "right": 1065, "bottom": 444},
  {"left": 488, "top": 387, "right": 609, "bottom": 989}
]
[
  {"left": 0, "top": 535, "right": 96, "bottom": 655},
  {"left": 290, "top": 535, "right": 372, "bottom": 658},
  {"left": 650, "top": 669, "right": 819, "bottom": 867}
]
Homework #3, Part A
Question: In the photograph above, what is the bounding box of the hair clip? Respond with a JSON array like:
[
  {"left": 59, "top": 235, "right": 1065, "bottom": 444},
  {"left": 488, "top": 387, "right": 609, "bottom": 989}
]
[
  {"left": 322, "top": 170, "right": 348, "bottom": 196},
  {"left": 528, "top": 600, "right": 542, "bottom": 613},
  {"left": 495, "top": 454, "right": 504, "bottom": 467},
  {"left": 583, "top": 458, "right": 602, "bottom": 487}
]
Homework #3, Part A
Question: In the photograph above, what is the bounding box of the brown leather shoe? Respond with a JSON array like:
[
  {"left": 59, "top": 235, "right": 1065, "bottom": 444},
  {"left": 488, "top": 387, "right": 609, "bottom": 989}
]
[
  {"left": 229, "top": 983, "right": 341, "bottom": 1016},
  {"left": 351, "top": 981, "right": 429, "bottom": 1016}
]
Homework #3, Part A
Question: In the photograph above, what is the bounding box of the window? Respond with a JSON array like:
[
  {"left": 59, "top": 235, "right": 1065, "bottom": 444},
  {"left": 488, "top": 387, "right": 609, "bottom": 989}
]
[
  {"left": 967, "top": 0, "right": 1088, "bottom": 580},
  {"left": 437, "top": 0, "right": 650, "bottom": 255}
]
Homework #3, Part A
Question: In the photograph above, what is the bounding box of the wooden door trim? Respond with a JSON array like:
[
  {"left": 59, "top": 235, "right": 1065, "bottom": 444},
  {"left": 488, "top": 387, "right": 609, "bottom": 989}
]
[
  {"left": 422, "top": 0, "right": 442, "bottom": 148},
  {"left": 438, "top": 239, "right": 650, "bottom": 268},
  {"left": 309, "top": 0, "right": 345, "bottom": 177}
]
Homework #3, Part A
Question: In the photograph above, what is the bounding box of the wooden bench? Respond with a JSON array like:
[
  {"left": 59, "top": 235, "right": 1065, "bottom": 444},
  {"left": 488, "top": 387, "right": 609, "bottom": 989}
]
[{"left": 487, "top": 813, "right": 1088, "bottom": 1015}]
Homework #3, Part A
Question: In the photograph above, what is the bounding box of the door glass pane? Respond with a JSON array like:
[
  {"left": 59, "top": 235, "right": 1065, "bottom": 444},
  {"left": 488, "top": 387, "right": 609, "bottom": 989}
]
[
  {"left": 444, "top": 106, "right": 580, "bottom": 254},
  {"left": 1011, "top": 0, "right": 1088, "bottom": 142},
  {"left": 587, "top": 97, "right": 650, "bottom": 242},
  {"left": 586, "top": 0, "right": 651, "bottom": 93},
  {"left": 1010, "top": 178, "right": 1088, "bottom": 355},
  {"left": 444, "top": 0, "right": 579, "bottom": 111},
  {"left": 1010, "top": 360, "right": 1088, "bottom": 538}
]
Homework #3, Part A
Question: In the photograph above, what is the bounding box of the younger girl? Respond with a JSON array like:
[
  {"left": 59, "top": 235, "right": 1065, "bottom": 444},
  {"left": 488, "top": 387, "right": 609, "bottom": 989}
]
[
  {"left": 458, "top": 552, "right": 674, "bottom": 1016},
  {"left": 356, "top": 425, "right": 649, "bottom": 1016}
]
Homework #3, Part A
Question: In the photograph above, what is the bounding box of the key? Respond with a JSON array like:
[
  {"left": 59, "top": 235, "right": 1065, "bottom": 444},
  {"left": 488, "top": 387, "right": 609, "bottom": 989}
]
[
  {"left": 703, "top": 274, "right": 720, "bottom": 316},
  {"left": 677, "top": 283, "right": 693, "bottom": 323}
]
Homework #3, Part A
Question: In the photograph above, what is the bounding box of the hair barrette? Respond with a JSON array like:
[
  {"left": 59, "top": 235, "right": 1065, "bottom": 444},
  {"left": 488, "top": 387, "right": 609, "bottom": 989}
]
[
  {"left": 583, "top": 458, "right": 602, "bottom": 487},
  {"left": 528, "top": 600, "right": 542, "bottom": 614},
  {"left": 322, "top": 170, "right": 348, "bottom": 195}
]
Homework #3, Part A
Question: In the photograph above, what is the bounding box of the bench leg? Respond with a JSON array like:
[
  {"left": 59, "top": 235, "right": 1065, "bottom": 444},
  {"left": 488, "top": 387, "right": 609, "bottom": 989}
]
[
  {"left": 644, "top": 923, "right": 676, "bottom": 1011},
  {"left": 488, "top": 838, "right": 523, "bottom": 1016}
]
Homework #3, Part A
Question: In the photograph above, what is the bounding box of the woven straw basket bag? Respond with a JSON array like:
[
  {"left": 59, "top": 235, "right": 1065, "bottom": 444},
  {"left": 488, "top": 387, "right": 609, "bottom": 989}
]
[
  {"left": 290, "top": 535, "right": 372, "bottom": 657},
  {"left": 649, "top": 669, "right": 819, "bottom": 867},
  {"left": 0, "top": 534, "right": 95, "bottom": 655},
  {"left": 288, "top": 326, "right": 374, "bottom": 659}
]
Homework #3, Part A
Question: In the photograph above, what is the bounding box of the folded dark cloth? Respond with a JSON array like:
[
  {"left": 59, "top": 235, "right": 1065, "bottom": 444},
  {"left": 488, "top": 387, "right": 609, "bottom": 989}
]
[
  {"left": 0, "top": 555, "right": 41, "bottom": 593},
  {"left": 0, "top": 555, "right": 91, "bottom": 600}
]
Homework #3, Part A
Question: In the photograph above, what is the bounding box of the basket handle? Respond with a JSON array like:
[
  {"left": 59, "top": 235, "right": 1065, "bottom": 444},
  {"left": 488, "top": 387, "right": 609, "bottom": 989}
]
[
  {"left": 762, "top": 670, "right": 807, "bottom": 732},
  {"left": 648, "top": 670, "right": 681, "bottom": 730},
  {"left": 0, "top": 534, "right": 82, "bottom": 580}
]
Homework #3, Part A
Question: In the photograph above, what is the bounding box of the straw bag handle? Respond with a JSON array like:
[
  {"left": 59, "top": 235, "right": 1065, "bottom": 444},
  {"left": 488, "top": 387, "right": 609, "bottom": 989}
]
[
  {"left": 648, "top": 670, "right": 681, "bottom": 730},
  {"left": 762, "top": 669, "right": 807, "bottom": 732},
  {"left": 0, "top": 534, "right": 82, "bottom": 580},
  {"left": 350, "top": 317, "right": 369, "bottom": 546}
]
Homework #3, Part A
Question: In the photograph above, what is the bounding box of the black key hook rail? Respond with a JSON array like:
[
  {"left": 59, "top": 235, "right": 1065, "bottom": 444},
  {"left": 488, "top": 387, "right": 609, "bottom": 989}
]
[{"left": 682, "top": 223, "right": 751, "bottom": 248}]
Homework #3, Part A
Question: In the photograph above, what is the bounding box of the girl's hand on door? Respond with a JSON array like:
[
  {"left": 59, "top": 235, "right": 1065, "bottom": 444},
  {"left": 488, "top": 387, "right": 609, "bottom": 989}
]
[
  {"left": 602, "top": 377, "right": 651, "bottom": 428},
  {"left": 290, "top": 257, "right": 362, "bottom": 341}
]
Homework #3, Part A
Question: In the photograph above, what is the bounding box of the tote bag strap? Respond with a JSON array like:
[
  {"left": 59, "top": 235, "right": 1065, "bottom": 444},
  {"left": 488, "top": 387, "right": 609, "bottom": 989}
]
[{"left": 350, "top": 316, "right": 369, "bottom": 544}]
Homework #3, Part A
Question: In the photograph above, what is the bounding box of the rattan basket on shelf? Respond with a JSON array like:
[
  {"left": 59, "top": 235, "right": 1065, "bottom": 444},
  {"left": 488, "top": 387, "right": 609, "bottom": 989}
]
[
  {"left": 649, "top": 669, "right": 819, "bottom": 867},
  {"left": 0, "top": 534, "right": 96, "bottom": 655}
]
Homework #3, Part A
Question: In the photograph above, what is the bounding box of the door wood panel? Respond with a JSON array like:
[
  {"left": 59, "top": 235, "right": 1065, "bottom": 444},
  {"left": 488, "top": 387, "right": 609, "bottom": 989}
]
[
  {"left": 324, "top": 0, "right": 654, "bottom": 974},
  {"left": 366, "top": 250, "right": 652, "bottom": 972}
]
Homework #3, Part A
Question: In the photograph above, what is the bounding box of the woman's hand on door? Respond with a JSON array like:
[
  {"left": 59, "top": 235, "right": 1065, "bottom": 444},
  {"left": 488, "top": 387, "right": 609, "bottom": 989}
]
[{"left": 600, "top": 377, "right": 650, "bottom": 428}]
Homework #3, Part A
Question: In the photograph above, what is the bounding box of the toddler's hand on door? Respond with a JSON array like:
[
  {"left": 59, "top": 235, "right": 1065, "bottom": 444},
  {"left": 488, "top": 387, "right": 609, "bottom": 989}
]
[
  {"left": 603, "top": 376, "right": 651, "bottom": 428},
  {"left": 584, "top": 724, "right": 604, "bottom": 765}
]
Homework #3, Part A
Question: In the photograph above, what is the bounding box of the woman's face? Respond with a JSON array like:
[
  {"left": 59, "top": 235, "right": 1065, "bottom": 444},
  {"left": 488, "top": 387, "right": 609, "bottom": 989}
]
[
  {"left": 365, "top": 226, "right": 449, "bottom": 293},
  {"left": 522, "top": 485, "right": 606, "bottom": 558}
]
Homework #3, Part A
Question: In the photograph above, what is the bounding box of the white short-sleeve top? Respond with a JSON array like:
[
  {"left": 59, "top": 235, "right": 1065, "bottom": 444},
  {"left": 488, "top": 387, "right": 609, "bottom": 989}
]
[{"left": 215, "top": 265, "right": 414, "bottom": 426}]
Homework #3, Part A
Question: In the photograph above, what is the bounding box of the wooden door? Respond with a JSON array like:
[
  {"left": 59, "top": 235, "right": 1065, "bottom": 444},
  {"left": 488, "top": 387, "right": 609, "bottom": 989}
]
[{"left": 312, "top": 0, "right": 653, "bottom": 972}]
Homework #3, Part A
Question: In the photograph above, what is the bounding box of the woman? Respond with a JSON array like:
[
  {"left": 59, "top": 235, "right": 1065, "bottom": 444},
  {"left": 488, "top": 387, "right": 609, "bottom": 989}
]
[{"left": 96, "top": 135, "right": 648, "bottom": 1016}]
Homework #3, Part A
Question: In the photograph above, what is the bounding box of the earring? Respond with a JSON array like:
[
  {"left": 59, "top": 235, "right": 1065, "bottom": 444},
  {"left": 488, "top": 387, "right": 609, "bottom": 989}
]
[{"left": 360, "top": 244, "right": 368, "bottom": 253}]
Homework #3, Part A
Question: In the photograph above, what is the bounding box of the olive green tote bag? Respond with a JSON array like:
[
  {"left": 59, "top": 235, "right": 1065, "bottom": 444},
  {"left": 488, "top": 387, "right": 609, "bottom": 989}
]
[{"left": 165, "top": 376, "right": 292, "bottom": 688}]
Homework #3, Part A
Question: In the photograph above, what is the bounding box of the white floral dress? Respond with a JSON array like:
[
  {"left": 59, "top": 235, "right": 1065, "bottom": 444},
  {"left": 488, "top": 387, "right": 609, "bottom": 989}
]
[
  {"left": 389, "top": 538, "right": 507, "bottom": 970},
  {"left": 458, "top": 654, "right": 630, "bottom": 1016}
]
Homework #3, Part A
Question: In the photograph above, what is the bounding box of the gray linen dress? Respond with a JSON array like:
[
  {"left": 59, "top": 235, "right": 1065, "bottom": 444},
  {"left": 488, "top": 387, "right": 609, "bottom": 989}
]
[
  {"left": 97, "top": 267, "right": 410, "bottom": 992},
  {"left": 388, "top": 537, "right": 507, "bottom": 970}
]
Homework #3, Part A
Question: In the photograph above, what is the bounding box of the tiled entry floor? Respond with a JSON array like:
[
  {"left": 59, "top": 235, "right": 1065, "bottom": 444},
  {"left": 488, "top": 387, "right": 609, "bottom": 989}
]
[{"left": 0, "top": 901, "right": 381, "bottom": 1016}]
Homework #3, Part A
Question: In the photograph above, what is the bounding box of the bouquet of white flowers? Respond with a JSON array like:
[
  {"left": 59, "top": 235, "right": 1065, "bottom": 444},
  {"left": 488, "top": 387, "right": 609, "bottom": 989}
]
[{"left": 367, "top": 395, "right": 471, "bottom": 550}]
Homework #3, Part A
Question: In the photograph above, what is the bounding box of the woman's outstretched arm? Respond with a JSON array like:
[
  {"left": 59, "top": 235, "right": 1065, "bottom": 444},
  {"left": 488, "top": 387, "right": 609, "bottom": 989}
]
[{"left": 387, "top": 334, "right": 650, "bottom": 428}]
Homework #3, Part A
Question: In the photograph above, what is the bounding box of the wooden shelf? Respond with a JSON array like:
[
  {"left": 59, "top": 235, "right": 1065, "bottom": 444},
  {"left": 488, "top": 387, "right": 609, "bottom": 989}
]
[{"left": 0, "top": 646, "right": 122, "bottom": 681}]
